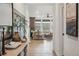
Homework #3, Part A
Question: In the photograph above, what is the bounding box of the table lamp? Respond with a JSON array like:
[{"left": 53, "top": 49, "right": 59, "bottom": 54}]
[{"left": 0, "top": 3, "right": 13, "bottom": 55}]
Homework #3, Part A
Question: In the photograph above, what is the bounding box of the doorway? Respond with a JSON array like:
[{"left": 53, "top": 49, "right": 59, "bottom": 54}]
[{"left": 59, "top": 4, "right": 65, "bottom": 56}]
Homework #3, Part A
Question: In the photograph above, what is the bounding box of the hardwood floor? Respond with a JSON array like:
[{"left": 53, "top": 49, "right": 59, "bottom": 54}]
[{"left": 27, "top": 39, "right": 53, "bottom": 56}]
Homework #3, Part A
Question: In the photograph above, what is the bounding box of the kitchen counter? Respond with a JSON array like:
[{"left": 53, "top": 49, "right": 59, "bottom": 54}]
[{"left": 3, "top": 42, "right": 29, "bottom": 56}]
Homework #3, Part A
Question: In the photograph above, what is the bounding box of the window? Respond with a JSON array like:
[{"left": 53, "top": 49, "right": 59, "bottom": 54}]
[
  {"left": 42, "top": 23, "right": 50, "bottom": 33},
  {"left": 43, "top": 19, "right": 50, "bottom": 22},
  {"left": 35, "top": 23, "right": 41, "bottom": 31},
  {"left": 35, "top": 18, "right": 53, "bottom": 34}
]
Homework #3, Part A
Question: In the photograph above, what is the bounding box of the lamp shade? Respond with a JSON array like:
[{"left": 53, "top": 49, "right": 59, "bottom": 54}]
[{"left": 0, "top": 3, "right": 12, "bottom": 26}]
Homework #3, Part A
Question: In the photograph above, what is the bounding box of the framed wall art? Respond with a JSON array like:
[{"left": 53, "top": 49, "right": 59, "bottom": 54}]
[{"left": 66, "top": 3, "right": 78, "bottom": 37}]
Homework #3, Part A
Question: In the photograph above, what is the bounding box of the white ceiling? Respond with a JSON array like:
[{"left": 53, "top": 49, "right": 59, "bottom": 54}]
[{"left": 24, "top": 3, "right": 56, "bottom": 18}]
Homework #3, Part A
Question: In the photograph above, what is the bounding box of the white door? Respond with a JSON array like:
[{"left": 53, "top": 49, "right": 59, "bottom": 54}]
[
  {"left": 59, "top": 4, "right": 64, "bottom": 56},
  {"left": 61, "top": 6, "right": 64, "bottom": 56}
]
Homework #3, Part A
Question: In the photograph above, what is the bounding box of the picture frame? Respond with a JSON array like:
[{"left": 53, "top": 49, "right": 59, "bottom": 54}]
[{"left": 66, "top": 3, "right": 78, "bottom": 37}]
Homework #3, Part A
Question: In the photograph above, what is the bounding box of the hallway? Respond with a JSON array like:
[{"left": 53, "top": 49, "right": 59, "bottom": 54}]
[
  {"left": 27, "top": 39, "right": 53, "bottom": 56},
  {"left": 0, "top": 3, "right": 79, "bottom": 56}
]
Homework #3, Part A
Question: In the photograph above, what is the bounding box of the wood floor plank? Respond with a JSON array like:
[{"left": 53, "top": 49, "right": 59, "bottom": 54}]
[{"left": 27, "top": 39, "right": 53, "bottom": 56}]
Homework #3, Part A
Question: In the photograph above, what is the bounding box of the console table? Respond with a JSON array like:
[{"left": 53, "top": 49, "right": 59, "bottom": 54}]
[{"left": 3, "top": 42, "right": 29, "bottom": 56}]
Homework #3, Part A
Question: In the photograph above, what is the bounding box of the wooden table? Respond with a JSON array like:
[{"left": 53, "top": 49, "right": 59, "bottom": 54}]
[{"left": 3, "top": 42, "right": 29, "bottom": 56}]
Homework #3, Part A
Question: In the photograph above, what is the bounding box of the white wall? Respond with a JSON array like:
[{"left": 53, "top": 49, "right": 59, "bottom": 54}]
[
  {"left": 54, "top": 3, "right": 79, "bottom": 56},
  {"left": 53, "top": 4, "right": 60, "bottom": 56},
  {"left": 63, "top": 4, "right": 79, "bottom": 56},
  {"left": 13, "top": 3, "right": 25, "bottom": 16},
  {"left": 64, "top": 35, "right": 79, "bottom": 56}
]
